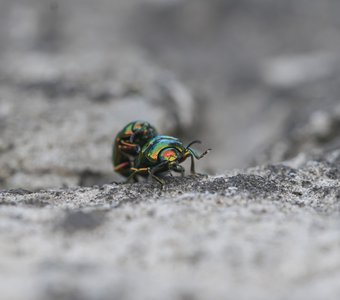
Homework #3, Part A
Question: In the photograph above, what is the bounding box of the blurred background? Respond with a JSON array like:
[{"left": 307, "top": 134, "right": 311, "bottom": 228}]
[{"left": 0, "top": 0, "right": 339, "bottom": 189}]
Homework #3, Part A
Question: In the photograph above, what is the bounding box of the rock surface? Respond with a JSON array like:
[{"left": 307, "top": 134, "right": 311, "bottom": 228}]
[
  {"left": 0, "top": 0, "right": 199, "bottom": 190},
  {"left": 1, "top": 149, "right": 339, "bottom": 300},
  {"left": 1, "top": 1, "right": 340, "bottom": 300},
  {"left": 0, "top": 52, "right": 195, "bottom": 189},
  {"left": 254, "top": 103, "right": 340, "bottom": 166},
  {"left": 127, "top": 0, "right": 340, "bottom": 171}
]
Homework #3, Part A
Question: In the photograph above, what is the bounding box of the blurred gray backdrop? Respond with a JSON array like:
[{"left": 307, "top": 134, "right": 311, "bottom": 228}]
[{"left": 0, "top": 0, "right": 339, "bottom": 188}]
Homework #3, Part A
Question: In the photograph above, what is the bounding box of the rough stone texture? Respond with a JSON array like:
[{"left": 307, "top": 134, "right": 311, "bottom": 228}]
[
  {"left": 1, "top": 1, "right": 340, "bottom": 300},
  {"left": 0, "top": 52, "right": 195, "bottom": 189},
  {"left": 254, "top": 103, "right": 340, "bottom": 165},
  {"left": 0, "top": 0, "right": 198, "bottom": 190},
  {"left": 1, "top": 0, "right": 340, "bottom": 176},
  {"left": 0, "top": 149, "right": 339, "bottom": 300},
  {"left": 127, "top": 0, "right": 340, "bottom": 171}
]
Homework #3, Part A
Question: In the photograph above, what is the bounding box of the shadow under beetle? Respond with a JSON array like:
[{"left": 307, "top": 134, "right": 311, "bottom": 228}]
[{"left": 112, "top": 121, "right": 158, "bottom": 177}]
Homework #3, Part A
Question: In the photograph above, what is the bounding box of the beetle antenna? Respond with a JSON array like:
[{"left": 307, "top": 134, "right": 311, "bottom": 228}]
[
  {"left": 186, "top": 140, "right": 211, "bottom": 159},
  {"left": 186, "top": 140, "right": 201, "bottom": 148},
  {"left": 187, "top": 147, "right": 211, "bottom": 160}
]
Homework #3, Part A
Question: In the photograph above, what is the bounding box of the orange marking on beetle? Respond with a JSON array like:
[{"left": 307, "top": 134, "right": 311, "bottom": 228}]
[{"left": 162, "top": 149, "right": 177, "bottom": 161}]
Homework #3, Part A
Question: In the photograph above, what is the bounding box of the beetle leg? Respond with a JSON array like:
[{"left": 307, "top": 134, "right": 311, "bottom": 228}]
[
  {"left": 148, "top": 171, "right": 165, "bottom": 185},
  {"left": 186, "top": 149, "right": 211, "bottom": 176},
  {"left": 119, "top": 142, "right": 140, "bottom": 153},
  {"left": 114, "top": 161, "right": 130, "bottom": 172},
  {"left": 126, "top": 167, "right": 149, "bottom": 183},
  {"left": 171, "top": 163, "right": 185, "bottom": 177},
  {"left": 190, "top": 153, "right": 196, "bottom": 174},
  {"left": 149, "top": 161, "right": 169, "bottom": 185}
]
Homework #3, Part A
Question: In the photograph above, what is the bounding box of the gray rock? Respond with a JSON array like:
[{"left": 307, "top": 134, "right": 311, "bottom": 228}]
[
  {"left": 0, "top": 149, "right": 339, "bottom": 300},
  {"left": 255, "top": 104, "right": 340, "bottom": 165},
  {"left": 126, "top": 0, "right": 340, "bottom": 171},
  {"left": 1, "top": 1, "right": 340, "bottom": 299},
  {"left": 0, "top": 52, "right": 195, "bottom": 189}
]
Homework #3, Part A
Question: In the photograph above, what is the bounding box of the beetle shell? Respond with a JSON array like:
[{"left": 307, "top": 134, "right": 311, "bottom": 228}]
[
  {"left": 127, "top": 134, "right": 211, "bottom": 184},
  {"left": 113, "top": 120, "right": 158, "bottom": 177},
  {"left": 135, "top": 135, "right": 188, "bottom": 168}
]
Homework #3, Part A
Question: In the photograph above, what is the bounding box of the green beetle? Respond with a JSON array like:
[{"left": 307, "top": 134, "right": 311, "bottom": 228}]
[
  {"left": 113, "top": 121, "right": 158, "bottom": 177},
  {"left": 127, "top": 135, "right": 210, "bottom": 184}
]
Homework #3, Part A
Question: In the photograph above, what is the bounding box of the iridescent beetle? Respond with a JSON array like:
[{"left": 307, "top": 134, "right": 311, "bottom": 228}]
[
  {"left": 127, "top": 135, "right": 210, "bottom": 184},
  {"left": 113, "top": 121, "right": 158, "bottom": 177}
]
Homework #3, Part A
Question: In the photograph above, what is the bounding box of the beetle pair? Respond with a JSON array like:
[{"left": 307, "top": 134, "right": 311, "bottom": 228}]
[{"left": 112, "top": 121, "right": 210, "bottom": 184}]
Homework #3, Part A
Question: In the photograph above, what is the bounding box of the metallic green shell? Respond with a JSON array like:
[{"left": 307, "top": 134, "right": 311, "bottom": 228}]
[
  {"left": 135, "top": 135, "right": 186, "bottom": 168},
  {"left": 112, "top": 121, "right": 158, "bottom": 176}
]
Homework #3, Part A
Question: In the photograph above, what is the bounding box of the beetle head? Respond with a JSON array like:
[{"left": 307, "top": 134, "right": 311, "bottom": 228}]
[{"left": 130, "top": 122, "right": 157, "bottom": 144}]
